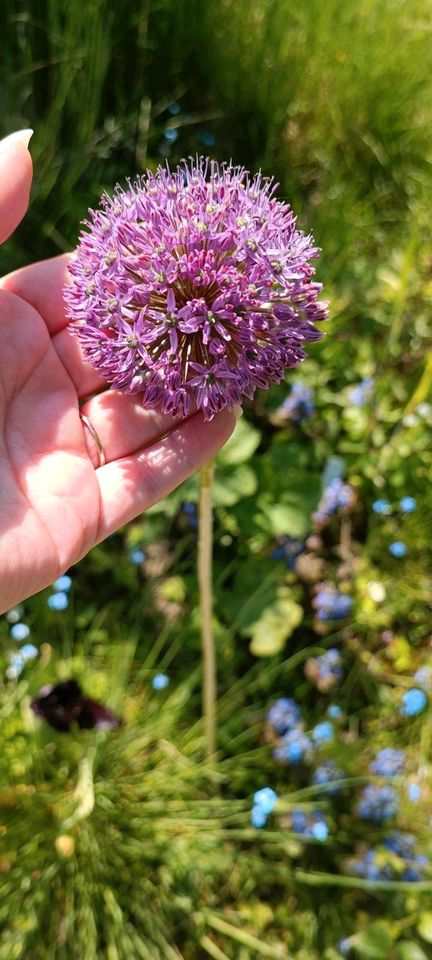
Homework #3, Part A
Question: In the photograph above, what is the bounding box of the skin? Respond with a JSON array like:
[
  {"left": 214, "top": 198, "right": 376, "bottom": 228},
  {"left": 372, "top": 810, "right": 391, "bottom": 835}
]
[{"left": 0, "top": 137, "right": 236, "bottom": 614}]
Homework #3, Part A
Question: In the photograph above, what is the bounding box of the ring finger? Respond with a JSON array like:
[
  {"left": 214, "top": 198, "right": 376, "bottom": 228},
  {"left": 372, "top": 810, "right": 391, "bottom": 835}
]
[{"left": 79, "top": 389, "right": 184, "bottom": 466}]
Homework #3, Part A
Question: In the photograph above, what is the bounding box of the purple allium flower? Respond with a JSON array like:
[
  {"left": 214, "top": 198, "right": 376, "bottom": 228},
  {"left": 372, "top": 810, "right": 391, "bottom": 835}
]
[
  {"left": 369, "top": 748, "right": 405, "bottom": 778},
  {"left": 357, "top": 784, "right": 398, "bottom": 821},
  {"left": 65, "top": 158, "right": 327, "bottom": 420},
  {"left": 312, "top": 478, "right": 355, "bottom": 527}
]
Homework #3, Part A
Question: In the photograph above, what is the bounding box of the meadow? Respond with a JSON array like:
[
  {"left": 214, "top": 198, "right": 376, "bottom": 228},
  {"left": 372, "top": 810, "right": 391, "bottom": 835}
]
[{"left": 1, "top": 1, "right": 432, "bottom": 957}]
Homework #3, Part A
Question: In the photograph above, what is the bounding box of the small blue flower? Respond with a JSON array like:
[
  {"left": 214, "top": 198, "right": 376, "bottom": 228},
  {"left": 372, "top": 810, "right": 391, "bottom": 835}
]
[
  {"left": 151, "top": 673, "right": 170, "bottom": 691},
  {"left": 181, "top": 502, "right": 198, "bottom": 529},
  {"left": 19, "top": 643, "right": 38, "bottom": 661},
  {"left": 305, "top": 649, "right": 343, "bottom": 691},
  {"left": 253, "top": 787, "right": 278, "bottom": 815},
  {"left": 267, "top": 697, "right": 301, "bottom": 735},
  {"left": 327, "top": 703, "right": 342, "bottom": 719},
  {"left": 337, "top": 938, "right": 353, "bottom": 958},
  {"left": 47, "top": 592, "right": 69, "bottom": 611},
  {"left": 400, "top": 496, "right": 417, "bottom": 513},
  {"left": 168, "top": 102, "right": 181, "bottom": 115},
  {"left": 414, "top": 665, "right": 432, "bottom": 692},
  {"left": 311, "top": 820, "right": 328, "bottom": 841},
  {"left": 164, "top": 128, "right": 178, "bottom": 142},
  {"left": 313, "top": 478, "right": 354, "bottom": 527},
  {"left": 400, "top": 688, "right": 427, "bottom": 717},
  {"left": 5, "top": 605, "right": 25, "bottom": 624},
  {"left": 198, "top": 130, "right": 216, "bottom": 148},
  {"left": 10, "top": 622, "right": 30, "bottom": 642},
  {"left": 290, "top": 809, "right": 329, "bottom": 840},
  {"left": 369, "top": 748, "right": 405, "bottom": 778},
  {"left": 313, "top": 760, "right": 345, "bottom": 792},
  {"left": 388, "top": 541, "right": 408, "bottom": 558},
  {"left": 280, "top": 382, "right": 315, "bottom": 422},
  {"left": 357, "top": 784, "right": 398, "bottom": 821},
  {"left": 406, "top": 783, "right": 421, "bottom": 803},
  {"left": 128, "top": 549, "right": 146, "bottom": 565},
  {"left": 313, "top": 586, "right": 352, "bottom": 621},
  {"left": 52, "top": 575, "right": 72, "bottom": 593},
  {"left": 274, "top": 729, "right": 313, "bottom": 765},
  {"left": 312, "top": 721, "right": 334, "bottom": 743},
  {"left": 250, "top": 804, "right": 267, "bottom": 828},
  {"left": 372, "top": 499, "right": 392, "bottom": 515},
  {"left": 348, "top": 377, "right": 374, "bottom": 407}
]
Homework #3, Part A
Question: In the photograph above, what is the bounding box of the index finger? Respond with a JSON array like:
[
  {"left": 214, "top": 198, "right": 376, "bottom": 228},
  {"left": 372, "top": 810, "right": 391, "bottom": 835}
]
[{"left": 0, "top": 252, "right": 72, "bottom": 334}]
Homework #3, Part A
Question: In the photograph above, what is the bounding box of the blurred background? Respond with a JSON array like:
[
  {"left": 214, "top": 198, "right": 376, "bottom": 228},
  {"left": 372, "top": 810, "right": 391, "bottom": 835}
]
[{"left": 1, "top": 2, "right": 432, "bottom": 959}]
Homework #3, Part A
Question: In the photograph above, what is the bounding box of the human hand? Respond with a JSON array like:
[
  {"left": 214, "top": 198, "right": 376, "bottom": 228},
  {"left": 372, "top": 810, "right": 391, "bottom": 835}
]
[{"left": 0, "top": 131, "right": 235, "bottom": 613}]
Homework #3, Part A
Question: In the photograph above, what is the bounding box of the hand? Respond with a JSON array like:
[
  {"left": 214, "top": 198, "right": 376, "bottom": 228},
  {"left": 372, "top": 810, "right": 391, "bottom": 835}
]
[{"left": 0, "top": 132, "right": 235, "bottom": 614}]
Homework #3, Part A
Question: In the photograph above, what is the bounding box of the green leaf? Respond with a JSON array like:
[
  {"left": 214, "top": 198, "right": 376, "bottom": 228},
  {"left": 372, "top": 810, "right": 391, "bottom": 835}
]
[
  {"left": 417, "top": 912, "right": 432, "bottom": 944},
  {"left": 257, "top": 471, "right": 321, "bottom": 539},
  {"left": 247, "top": 595, "right": 303, "bottom": 657},
  {"left": 396, "top": 942, "right": 429, "bottom": 960},
  {"left": 213, "top": 464, "right": 257, "bottom": 506},
  {"left": 217, "top": 417, "right": 261, "bottom": 465},
  {"left": 353, "top": 923, "right": 394, "bottom": 960}
]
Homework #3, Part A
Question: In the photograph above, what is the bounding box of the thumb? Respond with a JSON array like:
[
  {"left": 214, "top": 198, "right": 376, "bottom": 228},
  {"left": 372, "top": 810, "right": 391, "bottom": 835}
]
[{"left": 0, "top": 129, "right": 33, "bottom": 244}]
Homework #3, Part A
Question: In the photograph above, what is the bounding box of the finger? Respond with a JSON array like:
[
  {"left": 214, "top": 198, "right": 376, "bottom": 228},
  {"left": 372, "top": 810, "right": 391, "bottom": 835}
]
[
  {"left": 0, "top": 252, "right": 72, "bottom": 334},
  {"left": 95, "top": 408, "right": 236, "bottom": 540},
  {"left": 80, "top": 390, "right": 185, "bottom": 465},
  {"left": 53, "top": 326, "right": 107, "bottom": 397},
  {"left": 0, "top": 130, "right": 33, "bottom": 244}
]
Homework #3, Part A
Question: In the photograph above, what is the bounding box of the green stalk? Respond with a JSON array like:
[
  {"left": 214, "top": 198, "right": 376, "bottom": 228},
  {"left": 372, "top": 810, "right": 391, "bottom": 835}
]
[{"left": 198, "top": 459, "right": 216, "bottom": 759}]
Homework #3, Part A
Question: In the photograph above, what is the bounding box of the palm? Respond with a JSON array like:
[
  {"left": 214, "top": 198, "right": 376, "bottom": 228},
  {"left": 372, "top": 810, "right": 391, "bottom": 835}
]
[
  {"left": 1, "top": 288, "right": 100, "bottom": 606},
  {"left": 0, "top": 256, "right": 234, "bottom": 613}
]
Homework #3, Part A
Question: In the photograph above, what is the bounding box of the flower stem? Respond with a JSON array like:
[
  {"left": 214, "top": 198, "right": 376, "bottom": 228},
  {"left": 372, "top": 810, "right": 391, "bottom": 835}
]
[{"left": 198, "top": 459, "right": 216, "bottom": 759}]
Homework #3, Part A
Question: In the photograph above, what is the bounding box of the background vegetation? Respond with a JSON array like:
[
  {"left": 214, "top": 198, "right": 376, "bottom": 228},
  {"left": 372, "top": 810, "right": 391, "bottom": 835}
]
[{"left": 1, "top": 1, "right": 432, "bottom": 957}]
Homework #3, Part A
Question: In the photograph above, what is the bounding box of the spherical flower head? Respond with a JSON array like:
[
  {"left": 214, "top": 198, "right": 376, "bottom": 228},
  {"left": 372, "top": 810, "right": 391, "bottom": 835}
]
[
  {"left": 369, "top": 748, "right": 405, "bottom": 778},
  {"left": 400, "top": 687, "right": 427, "bottom": 717},
  {"left": 266, "top": 696, "right": 302, "bottom": 735},
  {"left": 65, "top": 158, "right": 327, "bottom": 420},
  {"left": 52, "top": 575, "right": 72, "bottom": 593}
]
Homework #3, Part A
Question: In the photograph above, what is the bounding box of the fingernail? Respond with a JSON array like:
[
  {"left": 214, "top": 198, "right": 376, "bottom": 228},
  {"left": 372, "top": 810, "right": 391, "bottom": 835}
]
[
  {"left": 0, "top": 128, "right": 34, "bottom": 154},
  {"left": 233, "top": 405, "right": 243, "bottom": 420}
]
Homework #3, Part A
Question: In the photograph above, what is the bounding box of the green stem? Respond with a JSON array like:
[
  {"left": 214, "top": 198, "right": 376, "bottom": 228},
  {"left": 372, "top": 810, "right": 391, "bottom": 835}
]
[{"left": 198, "top": 459, "right": 216, "bottom": 759}]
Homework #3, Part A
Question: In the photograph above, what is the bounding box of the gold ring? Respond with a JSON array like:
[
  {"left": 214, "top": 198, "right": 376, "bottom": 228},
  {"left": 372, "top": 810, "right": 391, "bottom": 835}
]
[{"left": 79, "top": 413, "right": 106, "bottom": 468}]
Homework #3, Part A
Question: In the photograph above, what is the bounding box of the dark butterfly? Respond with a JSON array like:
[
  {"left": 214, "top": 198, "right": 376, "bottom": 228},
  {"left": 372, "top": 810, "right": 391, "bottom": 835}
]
[{"left": 31, "top": 679, "right": 121, "bottom": 733}]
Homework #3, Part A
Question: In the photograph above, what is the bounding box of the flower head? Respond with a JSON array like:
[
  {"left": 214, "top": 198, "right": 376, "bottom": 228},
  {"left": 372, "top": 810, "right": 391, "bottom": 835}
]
[{"left": 65, "top": 158, "right": 327, "bottom": 420}]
